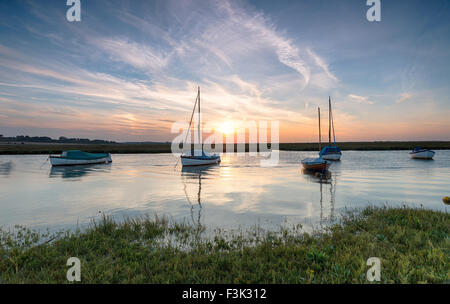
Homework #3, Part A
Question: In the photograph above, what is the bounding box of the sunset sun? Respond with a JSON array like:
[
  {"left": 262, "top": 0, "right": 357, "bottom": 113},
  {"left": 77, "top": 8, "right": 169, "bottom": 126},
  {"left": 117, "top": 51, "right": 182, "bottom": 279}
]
[{"left": 220, "top": 121, "right": 234, "bottom": 135}]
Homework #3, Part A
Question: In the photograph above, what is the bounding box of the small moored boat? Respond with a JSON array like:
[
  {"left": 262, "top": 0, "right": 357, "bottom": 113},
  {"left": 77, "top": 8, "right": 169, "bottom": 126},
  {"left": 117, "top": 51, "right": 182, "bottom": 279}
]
[
  {"left": 302, "top": 107, "right": 331, "bottom": 172},
  {"left": 181, "top": 150, "right": 221, "bottom": 166},
  {"left": 409, "top": 147, "right": 435, "bottom": 159},
  {"left": 50, "top": 150, "right": 112, "bottom": 166},
  {"left": 320, "top": 146, "right": 342, "bottom": 161},
  {"left": 301, "top": 157, "right": 330, "bottom": 172}
]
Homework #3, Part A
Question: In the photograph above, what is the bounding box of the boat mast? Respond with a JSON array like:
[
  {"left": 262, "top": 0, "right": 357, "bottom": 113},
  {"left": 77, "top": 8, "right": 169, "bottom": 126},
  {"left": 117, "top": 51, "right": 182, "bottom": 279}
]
[
  {"left": 331, "top": 101, "right": 336, "bottom": 145},
  {"left": 330, "top": 96, "right": 336, "bottom": 145},
  {"left": 182, "top": 88, "right": 200, "bottom": 154},
  {"left": 328, "top": 96, "right": 331, "bottom": 146},
  {"left": 318, "top": 107, "right": 322, "bottom": 152},
  {"left": 198, "top": 86, "right": 201, "bottom": 150}
]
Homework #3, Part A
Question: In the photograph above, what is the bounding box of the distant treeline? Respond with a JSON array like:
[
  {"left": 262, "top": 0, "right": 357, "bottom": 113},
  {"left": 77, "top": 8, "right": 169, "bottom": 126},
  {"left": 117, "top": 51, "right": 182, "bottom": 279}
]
[
  {"left": 1, "top": 140, "right": 450, "bottom": 155},
  {"left": 0, "top": 135, "right": 116, "bottom": 144},
  {"left": 279, "top": 141, "right": 450, "bottom": 151}
]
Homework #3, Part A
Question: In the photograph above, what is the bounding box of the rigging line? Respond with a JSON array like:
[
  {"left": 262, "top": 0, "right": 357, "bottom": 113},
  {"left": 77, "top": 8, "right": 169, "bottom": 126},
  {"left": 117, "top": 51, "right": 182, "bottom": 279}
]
[
  {"left": 183, "top": 89, "right": 200, "bottom": 148},
  {"left": 183, "top": 179, "right": 194, "bottom": 206},
  {"left": 39, "top": 156, "right": 49, "bottom": 169},
  {"left": 174, "top": 89, "right": 199, "bottom": 170},
  {"left": 182, "top": 173, "right": 202, "bottom": 232}
]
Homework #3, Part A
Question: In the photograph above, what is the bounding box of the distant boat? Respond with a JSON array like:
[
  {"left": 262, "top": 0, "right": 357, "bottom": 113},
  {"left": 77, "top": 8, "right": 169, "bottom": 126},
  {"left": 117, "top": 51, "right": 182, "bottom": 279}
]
[
  {"left": 302, "top": 107, "right": 330, "bottom": 172},
  {"left": 409, "top": 147, "right": 435, "bottom": 159},
  {"left": 319, "top": 96, "right": 342, "bottom": 161},
  {"left": 50, "top": 150, "right": 112, "bottom": 166},
  {"left": 181, "top": 87, "right": 221, "bottom": 167}
]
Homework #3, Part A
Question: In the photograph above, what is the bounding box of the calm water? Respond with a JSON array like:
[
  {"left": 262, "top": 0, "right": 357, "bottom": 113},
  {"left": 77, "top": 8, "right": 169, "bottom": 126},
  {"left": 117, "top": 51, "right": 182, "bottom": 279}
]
[{"left": 0, "top": 151, "right": 449, "bottom": 231}]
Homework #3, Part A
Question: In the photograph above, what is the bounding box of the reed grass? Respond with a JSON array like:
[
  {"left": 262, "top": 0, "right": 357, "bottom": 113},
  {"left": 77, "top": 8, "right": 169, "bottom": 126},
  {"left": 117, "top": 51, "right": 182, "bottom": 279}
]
[
  {"left": 1, "top": 141, "right": 450, "bottom": 155},
  {"left": 0, "top": 206, "right": 448, "bottom": 283}
]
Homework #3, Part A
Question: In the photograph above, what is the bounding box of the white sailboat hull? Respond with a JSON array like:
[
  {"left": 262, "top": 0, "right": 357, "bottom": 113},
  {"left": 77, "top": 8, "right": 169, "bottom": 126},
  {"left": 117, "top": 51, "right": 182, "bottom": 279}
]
[
  {"left": 321, "top": 153, "right": 341, "bottom": 161},
  {"left": 181, "top": 156, "right": 221, "bottom": 166},
  {"left": 50, "top": 155, "right": 112, "bottom": 166},
  {"left": 410, "top": 150, "right": 435, "bottom": 159}
]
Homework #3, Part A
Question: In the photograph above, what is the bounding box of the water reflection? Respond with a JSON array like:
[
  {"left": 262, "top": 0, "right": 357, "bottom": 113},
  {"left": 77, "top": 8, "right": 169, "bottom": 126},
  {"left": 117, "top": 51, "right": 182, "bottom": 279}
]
[
  {"left": 0, "top": 151, "right": 448, "bottom": 232},
  {"left": 302, "top": 169, "right": 336, "bottom": 226},
  {"left": 49, "top": 164, "right": 112, "bottom": 179},
  {"left": 181, "top": 165, "right": 219, "bottom": 233},
  {"left": 302, "top": 169, "right": 332, "bottom": 184},
  {"left": 325, "top": 174, "right": 336, "bottom": 223},
  {"left": 0, "top": 161, "right": 13, "bottom": 176}
]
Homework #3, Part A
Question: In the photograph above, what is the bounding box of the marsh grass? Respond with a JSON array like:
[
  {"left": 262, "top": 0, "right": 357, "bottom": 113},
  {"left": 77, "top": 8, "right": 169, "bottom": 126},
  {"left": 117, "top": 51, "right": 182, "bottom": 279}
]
[
  {"left": 0, "top": 207, "right": 448, "bottom": 283},
  {"left": 279, "top": 141, "right": 450, "bottom": 151},
  {"left": 1, "top": 141, "right": 450, "bottom": 155}
]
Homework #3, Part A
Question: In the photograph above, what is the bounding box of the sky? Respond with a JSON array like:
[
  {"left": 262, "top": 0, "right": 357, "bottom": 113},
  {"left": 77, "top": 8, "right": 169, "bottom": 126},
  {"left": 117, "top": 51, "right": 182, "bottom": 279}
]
[{"left": 0, "top": 0, "right": 449, "bottom": 142}]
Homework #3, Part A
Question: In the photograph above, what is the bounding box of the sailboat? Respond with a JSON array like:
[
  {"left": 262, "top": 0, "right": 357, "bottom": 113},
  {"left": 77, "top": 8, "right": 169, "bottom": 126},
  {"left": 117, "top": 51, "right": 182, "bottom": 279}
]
[
  {"left": 319, "top": 97, "right": 342, "bottom": 161},
  {"left": 181, "top": 87, "right": 221, "bottom": 166},
  {"left": 50, "top": 150, "right": 112, "bottom": 166},
  {"left": 409, "top": 147, "right": 435, "bottom": 159},
  {"left": 301, "top": 107, "right": 330, "bottom": 172}
]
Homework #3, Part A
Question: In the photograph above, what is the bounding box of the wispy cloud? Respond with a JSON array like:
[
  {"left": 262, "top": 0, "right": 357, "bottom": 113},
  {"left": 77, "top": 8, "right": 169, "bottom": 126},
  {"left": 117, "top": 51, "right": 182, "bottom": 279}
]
[
  {"left": 216, "top": 0, "right": 337, "bottom": 88},
  {"left": 348, "top": 94, "right": 375, "bottom": 105},
  {"left": 94, "top": 38, "right": 172, "bottom": 72},
  {"left": 397, "top": 93, "right": 413, "bottom": 104},
  {"left": 306, "top": 48, "right": 337, "bottom": 82}
]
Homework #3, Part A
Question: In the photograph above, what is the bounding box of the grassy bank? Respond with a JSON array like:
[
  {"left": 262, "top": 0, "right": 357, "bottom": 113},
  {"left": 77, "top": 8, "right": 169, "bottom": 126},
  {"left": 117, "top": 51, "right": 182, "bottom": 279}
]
[
  {"left": 279, "top": 141, "right": 450, "bottom": 151},
  {"left": 1, "top": 141, "right": 450, "bottom": 155},
  {"left": 0, "top": 143, "right": 172, "bottom": 155},
  {"left": 0, "top": 206, "right": 448, "bottom": 283}
]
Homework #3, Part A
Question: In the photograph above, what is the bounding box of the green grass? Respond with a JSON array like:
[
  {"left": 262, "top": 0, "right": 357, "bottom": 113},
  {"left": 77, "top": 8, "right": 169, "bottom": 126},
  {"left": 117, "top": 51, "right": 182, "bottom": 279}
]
[
  {"left": 0, "top": 207, "right": 448, "bottom": 283},
  {"left": 1, "top": 141, "right": 450, "bottom": 155}
]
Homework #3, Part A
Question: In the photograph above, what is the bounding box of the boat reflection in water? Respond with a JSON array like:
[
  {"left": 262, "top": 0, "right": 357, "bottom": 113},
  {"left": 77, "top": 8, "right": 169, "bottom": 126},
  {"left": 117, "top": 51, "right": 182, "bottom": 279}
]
[
  {"left": 302, "top": 168, "right": 336, "bottom": 227},
  {"left": 302, "top": 168, "right": 331, "bottom": 182},
  {"left": 49, "top": 163, "right": 112, "bottom": 179},
  {"left": 0, "top": 161, "right": 13, "bottom": 177},
  {"left": 181, "top": 164, "right": 219, "bottom": 235}
]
